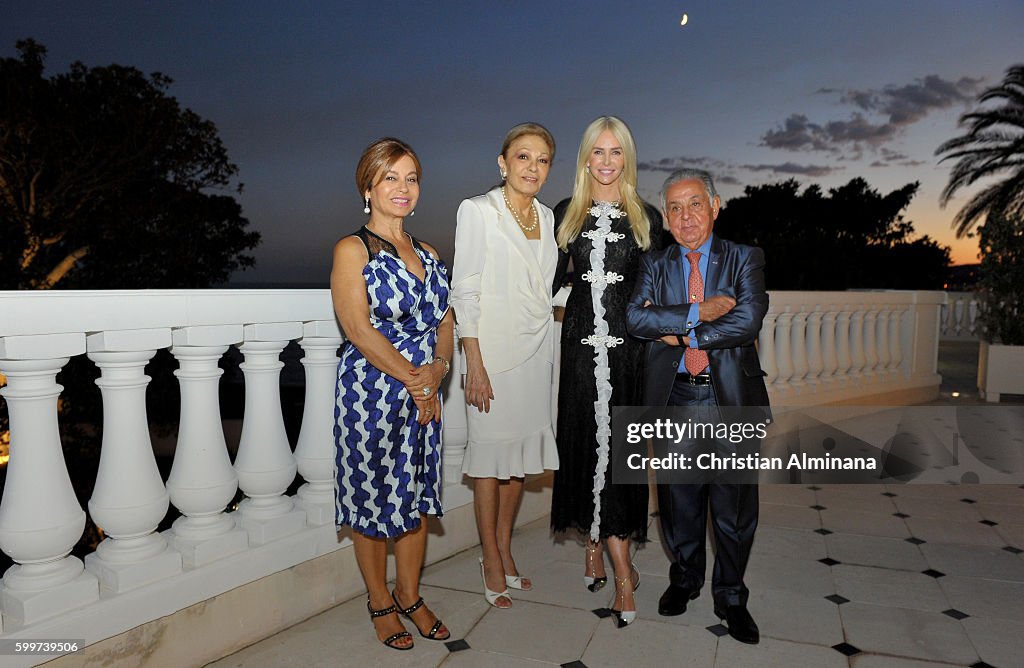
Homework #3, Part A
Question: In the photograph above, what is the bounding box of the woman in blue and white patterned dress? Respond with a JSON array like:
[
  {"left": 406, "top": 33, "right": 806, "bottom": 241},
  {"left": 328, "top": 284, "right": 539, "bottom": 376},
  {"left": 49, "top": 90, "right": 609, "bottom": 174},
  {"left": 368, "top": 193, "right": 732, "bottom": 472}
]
[{"left": 332, "top": 138, "right": 453, "bottom": 651}]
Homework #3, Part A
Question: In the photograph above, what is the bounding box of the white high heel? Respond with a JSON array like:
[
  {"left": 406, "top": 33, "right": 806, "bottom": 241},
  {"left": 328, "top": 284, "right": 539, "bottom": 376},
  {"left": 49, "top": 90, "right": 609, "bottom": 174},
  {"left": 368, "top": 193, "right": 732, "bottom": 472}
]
[
  {"left": 479, "top": 557, "right": 512, "bottom": 608},
  {"left": 505, "top": 573, "right": 531, "bottom": 590},
  {"left": 611, "top": 563, "right": 640, "bottom": 628},
  {"left": 584, "top": 542, "right": 607, "bottom": 592}
]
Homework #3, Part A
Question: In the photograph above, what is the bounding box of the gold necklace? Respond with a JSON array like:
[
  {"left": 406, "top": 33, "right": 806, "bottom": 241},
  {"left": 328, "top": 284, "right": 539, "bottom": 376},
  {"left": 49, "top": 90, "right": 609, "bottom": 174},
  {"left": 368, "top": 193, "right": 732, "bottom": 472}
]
[{"left": 502, "top": 187, "right": 538, "bottom": 232}]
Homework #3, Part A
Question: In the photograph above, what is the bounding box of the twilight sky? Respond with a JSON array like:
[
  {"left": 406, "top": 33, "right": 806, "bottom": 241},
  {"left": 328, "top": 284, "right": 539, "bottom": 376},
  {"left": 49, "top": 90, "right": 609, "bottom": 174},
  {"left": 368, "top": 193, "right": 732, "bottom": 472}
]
[{"left": 5, "top": 1, "right": 1022, "bottom": 284}]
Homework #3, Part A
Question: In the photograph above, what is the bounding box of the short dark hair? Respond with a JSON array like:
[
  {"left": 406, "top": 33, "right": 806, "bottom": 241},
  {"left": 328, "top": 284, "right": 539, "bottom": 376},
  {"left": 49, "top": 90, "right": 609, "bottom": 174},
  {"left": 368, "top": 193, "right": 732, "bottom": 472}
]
[{"left": 499, "top": 122, "right": 556, "bottom": 161}]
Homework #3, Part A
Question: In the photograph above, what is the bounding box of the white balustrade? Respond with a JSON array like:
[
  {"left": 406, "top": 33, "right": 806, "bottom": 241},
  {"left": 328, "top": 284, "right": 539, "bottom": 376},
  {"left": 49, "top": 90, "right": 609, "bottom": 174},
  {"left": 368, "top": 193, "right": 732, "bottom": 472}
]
[
  {"left": 941, "top": 291, "right": 981, "bottom": 341},
  {"left": 0, "top": 335, "right": 98, "bottom": 629},
  {"left": 293, "top": 321, "right": 343, "bottom": 526},
  {"left": 84, "top": 329, "right": 181, "bottom": 594},
  {"left": 234, "top": 323, "right": 307, "bottom": 544},
  {"left": 0, "top": 287, "right": 947, "bottom": 660},
  {"left": 164, "top": 328, "right": 249, "bottom": 567}
]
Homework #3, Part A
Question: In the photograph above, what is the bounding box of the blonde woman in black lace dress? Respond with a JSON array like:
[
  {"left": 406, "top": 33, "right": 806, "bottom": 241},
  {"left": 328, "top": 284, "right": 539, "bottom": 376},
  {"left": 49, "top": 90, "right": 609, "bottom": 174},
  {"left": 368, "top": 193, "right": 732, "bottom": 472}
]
[{"left": 550, "top": 116, "right": 666, "bottom": 627}]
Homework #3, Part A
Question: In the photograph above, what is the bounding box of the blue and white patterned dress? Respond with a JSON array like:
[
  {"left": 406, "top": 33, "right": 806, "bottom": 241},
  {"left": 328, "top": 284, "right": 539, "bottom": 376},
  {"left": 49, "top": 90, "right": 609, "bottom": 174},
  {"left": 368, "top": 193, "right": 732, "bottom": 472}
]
[{"left": 335, "top": 226, "right": 450, "bottom": 538}]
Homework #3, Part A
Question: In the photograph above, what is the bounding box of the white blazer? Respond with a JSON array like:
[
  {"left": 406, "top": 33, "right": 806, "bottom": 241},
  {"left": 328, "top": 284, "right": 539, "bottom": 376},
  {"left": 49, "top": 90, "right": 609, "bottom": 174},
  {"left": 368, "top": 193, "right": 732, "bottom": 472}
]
[{"left": 451, "top": 187, "right": 557, "bottom": 375}]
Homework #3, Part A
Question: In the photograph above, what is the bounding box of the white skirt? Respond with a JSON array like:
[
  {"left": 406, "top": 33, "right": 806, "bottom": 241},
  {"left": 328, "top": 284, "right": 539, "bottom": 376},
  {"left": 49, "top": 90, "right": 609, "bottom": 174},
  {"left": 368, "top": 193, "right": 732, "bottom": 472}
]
[{"left": 462, "top": 350, "right": 559, "bottom": 480}]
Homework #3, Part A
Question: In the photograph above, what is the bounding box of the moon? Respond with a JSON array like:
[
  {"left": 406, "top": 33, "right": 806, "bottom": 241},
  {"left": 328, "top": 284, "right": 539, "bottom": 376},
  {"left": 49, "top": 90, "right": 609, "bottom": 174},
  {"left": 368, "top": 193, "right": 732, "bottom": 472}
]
[{"left": 680, "top": 13, "right": 689, "bottom": 26}]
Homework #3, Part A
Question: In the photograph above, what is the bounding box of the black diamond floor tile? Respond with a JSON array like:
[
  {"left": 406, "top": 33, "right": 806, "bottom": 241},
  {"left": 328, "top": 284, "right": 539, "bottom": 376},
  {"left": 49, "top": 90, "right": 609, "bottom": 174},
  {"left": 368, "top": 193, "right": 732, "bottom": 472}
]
[
  {"left": 825, "top": 594, "right": 850, "bottom": 605},
  {"left": 893, "top": 512, "right": 910, "bottom": 518},
  {"left": 980, "top": 519, "right": 999, "bottom": 526},
  {"left": 819, "top": 557, "right": 841, "bottom": 566},
  {"left": 706, "top": 624, "right": 729, "bottom": 637},
  {"left": 961, "top": 498, "right": 977, "bottom": 504},
  {"left": 1003, "top": 545, "right": 1023, "bottom": 554},
  {"left": 591, "top": 607, "right": 614, "bottom": 619},
  {"left": 445, "top": 639, "right": 471, "bottom": 652},
  {"left": 832, "top": 642, "right": 861, "bottom": 656},
  {"left": 971, "top": 662, "right": 997, "bottom": 668},
  {"left": 814, "top": 528, "right": 833, "bottom": 535},
  {"left": 561, "top": 662, "right": 588, "bottom": 668},
  {"left": 942, "top": 608, "right": 970, "bottom": 620},
  {"left": 810, "top": 504, "right": 827, "bottom": 511},
  {"left": 906, "top": 537, "right": 926, "bottom": 545},
  {"left": 922, "top": 569, "right": 946, "bottom": 578},
  {"left": 882, "top": 491, "right": 898, "bottom": 497},
  {"left": 808, "top": 485, "right": 821, "bottom": 490}
]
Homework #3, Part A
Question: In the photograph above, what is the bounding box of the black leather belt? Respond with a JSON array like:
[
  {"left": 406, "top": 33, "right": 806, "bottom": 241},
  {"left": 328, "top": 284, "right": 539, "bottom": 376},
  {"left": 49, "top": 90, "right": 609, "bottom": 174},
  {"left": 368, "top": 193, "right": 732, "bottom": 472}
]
[{"left": 676, "top": 373, "right": 712, "bottom": 386}]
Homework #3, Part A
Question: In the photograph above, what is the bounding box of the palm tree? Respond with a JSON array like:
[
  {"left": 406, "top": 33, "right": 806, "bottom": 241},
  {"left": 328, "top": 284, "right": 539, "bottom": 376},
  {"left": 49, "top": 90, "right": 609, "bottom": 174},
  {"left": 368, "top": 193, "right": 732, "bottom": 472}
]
[{"left": 937, "top": 64, "right": 1024, "bottom": 237}]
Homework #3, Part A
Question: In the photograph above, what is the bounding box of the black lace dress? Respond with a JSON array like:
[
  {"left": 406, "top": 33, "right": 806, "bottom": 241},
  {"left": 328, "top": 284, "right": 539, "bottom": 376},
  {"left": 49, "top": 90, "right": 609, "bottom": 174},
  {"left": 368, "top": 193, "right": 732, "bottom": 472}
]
[{"left": 550, "top": 199, "right": 667, "bottom": 541}]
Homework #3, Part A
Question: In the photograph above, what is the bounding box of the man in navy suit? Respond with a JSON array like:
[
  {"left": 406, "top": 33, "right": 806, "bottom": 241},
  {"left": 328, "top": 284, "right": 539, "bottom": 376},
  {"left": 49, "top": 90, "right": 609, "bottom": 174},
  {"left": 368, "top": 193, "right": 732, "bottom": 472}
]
[{"left": 626, "top": 168, "right": 770, "bottom": 644}]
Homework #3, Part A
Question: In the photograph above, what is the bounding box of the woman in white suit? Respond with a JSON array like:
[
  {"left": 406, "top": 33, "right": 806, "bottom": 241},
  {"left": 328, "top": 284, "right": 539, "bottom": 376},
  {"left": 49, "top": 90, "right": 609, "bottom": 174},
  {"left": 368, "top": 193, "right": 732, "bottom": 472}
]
[{"left": 451, "top": 123, "right": 560, "bottom": 608}]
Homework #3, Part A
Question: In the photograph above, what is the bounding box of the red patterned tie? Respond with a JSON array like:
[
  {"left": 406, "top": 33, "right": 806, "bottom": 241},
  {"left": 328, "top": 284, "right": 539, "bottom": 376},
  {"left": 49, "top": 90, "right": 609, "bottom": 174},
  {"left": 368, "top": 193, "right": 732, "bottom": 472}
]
[{"left": 684, "top": 251, "right": 710, "bottom": 375}]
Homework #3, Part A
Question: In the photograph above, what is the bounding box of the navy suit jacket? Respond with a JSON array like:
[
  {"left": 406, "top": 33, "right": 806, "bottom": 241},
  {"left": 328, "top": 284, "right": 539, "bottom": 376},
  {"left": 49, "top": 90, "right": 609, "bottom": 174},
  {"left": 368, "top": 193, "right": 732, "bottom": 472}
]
[{"left": 625, "top": 236, "right": 771, "bottom": 417}]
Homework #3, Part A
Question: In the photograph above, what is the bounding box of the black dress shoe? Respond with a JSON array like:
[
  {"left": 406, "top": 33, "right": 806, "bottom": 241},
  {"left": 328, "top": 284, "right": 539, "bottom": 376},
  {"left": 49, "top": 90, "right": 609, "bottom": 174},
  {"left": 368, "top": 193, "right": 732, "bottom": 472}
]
[
  {"left": 715, "top": 605, "right": 759, "bottom": 644},
  {"left": 657, "top": 584, "right": 699, "bottom": 616}
]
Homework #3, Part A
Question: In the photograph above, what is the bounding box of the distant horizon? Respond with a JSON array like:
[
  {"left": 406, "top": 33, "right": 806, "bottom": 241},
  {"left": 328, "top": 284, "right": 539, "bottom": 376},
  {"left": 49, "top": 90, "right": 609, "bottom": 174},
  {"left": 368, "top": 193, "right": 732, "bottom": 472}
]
[{"left": 6, "top": 1, "right": 1021, "bottom": 282}]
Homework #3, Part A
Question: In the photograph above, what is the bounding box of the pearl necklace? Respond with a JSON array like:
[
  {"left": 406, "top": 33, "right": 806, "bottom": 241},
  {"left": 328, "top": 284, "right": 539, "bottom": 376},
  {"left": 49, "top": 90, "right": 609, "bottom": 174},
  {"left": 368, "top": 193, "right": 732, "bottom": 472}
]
[{"left": 502, "top": 187, "right": 538, "bottom": 232}]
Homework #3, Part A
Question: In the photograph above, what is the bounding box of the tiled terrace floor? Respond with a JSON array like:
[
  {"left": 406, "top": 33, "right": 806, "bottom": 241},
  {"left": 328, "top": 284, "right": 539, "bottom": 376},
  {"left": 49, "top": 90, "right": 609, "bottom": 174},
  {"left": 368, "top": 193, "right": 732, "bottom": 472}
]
[
  {"left": 209, "top": 482, "right": 1024, "bottom": 668},
  {"left": 210, "top": 343, "right": 1023, "bottom": 667}
]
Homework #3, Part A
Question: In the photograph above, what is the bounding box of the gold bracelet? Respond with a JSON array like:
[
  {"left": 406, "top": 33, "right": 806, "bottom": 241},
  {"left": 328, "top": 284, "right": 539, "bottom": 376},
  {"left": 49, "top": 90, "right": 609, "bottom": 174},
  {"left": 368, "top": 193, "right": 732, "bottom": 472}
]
[{"left": 434, "top": 356, "right": 450, "bottom": 377}]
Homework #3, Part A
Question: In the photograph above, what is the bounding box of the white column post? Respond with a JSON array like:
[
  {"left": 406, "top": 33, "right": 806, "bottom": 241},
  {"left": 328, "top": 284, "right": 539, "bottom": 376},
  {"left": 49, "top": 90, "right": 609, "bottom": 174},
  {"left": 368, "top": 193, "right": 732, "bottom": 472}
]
[
  {"left": 294, "top": 321, "right": 343, "bottom": 526},
  {"left": 863, "top": 307, "right": 879, "bottom": 378},
  {"left": 234, "top": 323, "right": 306, "bottom": 544},
  {"left": 849, "top": 306, "right": 866, "bottom": 381},
  {"left": 84, "top": 329, "right": 182, "bottom": 593},
  {"left": 835, "top": 307, "right": 852, "bottom": 386},
  {"left": 442, "top": 332, "right": 469, "bottom": 473},
  {"left": 164, "top": 326, "right": 248, "bottom": 568},
  {"left": 758, "top": 310, "right": 778, "bottom": 387},
  {"left": 789, "top": 307, "right": 809, "bottom": 391},
  {"left": 888, "top": 307, "right": 905, "bottom": 374},
  {"left": 0, "top": 334, "right": 98, "bottom": 628},
  {"left": 773, "top": 309, "right": 794, "bottom": 396},
  {"left": 876, "top": 305, "right": 892, "bottom": 378},
  {"left": 820, "top": 307, "right": 838, "bottom": 385},
  {"left": 805, "top": 306, "right": 824, "bottom": 389}
]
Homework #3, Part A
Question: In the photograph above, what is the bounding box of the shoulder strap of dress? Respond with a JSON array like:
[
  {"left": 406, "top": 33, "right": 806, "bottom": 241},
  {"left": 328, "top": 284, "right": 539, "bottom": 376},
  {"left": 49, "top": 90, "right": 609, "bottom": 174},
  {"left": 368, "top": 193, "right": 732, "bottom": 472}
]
[{"left": 358, "top": 225, "right": 399, "bottom": 258}]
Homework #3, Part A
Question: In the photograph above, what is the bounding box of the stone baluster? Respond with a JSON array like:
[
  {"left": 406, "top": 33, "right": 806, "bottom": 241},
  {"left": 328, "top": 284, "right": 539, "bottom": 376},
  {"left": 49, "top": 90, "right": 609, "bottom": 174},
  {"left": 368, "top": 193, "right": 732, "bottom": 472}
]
[
  {"left": 294, "top": 321, "right": 343, "bottom": 526},
  {"left": 442, "top": 332, "right": 468, "bottom": 472},
  {"left": 84, "top": 330, "right": 182, "bottom": 593},
  {"left": 234, "top": 323, "right": 307, "bottom": 544},
  {"left": 953, "top": 298, "right": 965, "bottom": 336},
  {"left": 940, "top": 302, "right": 950, "bottom": 337},
  {"left": 0, "top": 334, "right": 98, "bottom": 628},
  {"left": 805, "top": 307, "right": 824, "bottom": 388},
  {"left": 835, "top": 307, "right": 852, "bottom": 385},
  {"left": 758, "top": 310, "right": 779, "bottom": 387},
  {"left": 876, "top": 305, "right": 891, "bottom": 378},
  {"left": 848, "top": 305, "right": 866, "bottom": 381},
  {"left": 968, "top": 298, "right": 980, "bottom": 336},
  {"left": 164, "top": 326, "right": 248, "bottom": 568},
  {"left": 863, "top": 307, "right": 879, "bottom": 377},
  {"left": 789, "top": 307, "right": 809, "bottom": 391},
  {"left": 773, "top": 309, "right": 794, "bottom": 395},
  {"left": 888, "top": 307, "right": 905, "bottom": 374},
  {"left": 819, "top": 307, "right": 838, "bottom": 385}
]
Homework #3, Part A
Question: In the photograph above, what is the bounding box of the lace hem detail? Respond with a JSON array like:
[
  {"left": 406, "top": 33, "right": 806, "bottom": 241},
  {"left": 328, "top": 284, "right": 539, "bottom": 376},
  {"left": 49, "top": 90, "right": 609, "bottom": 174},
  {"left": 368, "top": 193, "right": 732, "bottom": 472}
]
[{"left": 585, "top": 210, "right": 616, "bottom": 542}]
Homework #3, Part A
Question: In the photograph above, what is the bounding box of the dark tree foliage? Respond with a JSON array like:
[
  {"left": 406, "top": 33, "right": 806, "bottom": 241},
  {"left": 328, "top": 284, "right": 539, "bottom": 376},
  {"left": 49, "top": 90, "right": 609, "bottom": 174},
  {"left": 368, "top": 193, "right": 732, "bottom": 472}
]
[
  {"left": 976, "top": 215, "right": 1024, "bottom": 345},
  {"left": 937, "top": 64, "right": 1024, "bottom": 238},
  {"left": 714, "top": 177, "right": 950, "bottom": 290},
  {"left": 0, "top": 39, "right": 260, "bottom": 289}
]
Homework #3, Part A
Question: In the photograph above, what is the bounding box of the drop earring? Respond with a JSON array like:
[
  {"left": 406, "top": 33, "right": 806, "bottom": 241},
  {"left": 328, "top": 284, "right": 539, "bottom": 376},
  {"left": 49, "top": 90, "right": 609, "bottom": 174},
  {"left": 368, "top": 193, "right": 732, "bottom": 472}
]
[
  {"left": 363, "top": 197, "right": 370, "bottom": 214},
  {"left": 410, "top": 210, "right": 416, "bottom": 217},
  {"left": 500, "top": 169, "right": 507, "bottom": 181}
]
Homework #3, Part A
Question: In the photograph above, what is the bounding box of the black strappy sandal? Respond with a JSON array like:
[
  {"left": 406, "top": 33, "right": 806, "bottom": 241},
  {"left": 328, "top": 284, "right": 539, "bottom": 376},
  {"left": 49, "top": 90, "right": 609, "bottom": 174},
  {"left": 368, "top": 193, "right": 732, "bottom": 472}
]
[
  {"left": 392, "top": 589, "right": 451, "bottom": 640},
  {"left": 366, "top": 597, "right": 413, "bottom": 651}
]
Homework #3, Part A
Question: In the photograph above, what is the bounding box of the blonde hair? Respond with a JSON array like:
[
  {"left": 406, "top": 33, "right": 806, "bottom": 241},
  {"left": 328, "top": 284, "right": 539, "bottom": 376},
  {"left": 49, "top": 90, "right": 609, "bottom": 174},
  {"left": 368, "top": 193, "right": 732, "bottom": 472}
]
[{"left": 556, "top": 116, "right": 651, "bottom": 251}]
